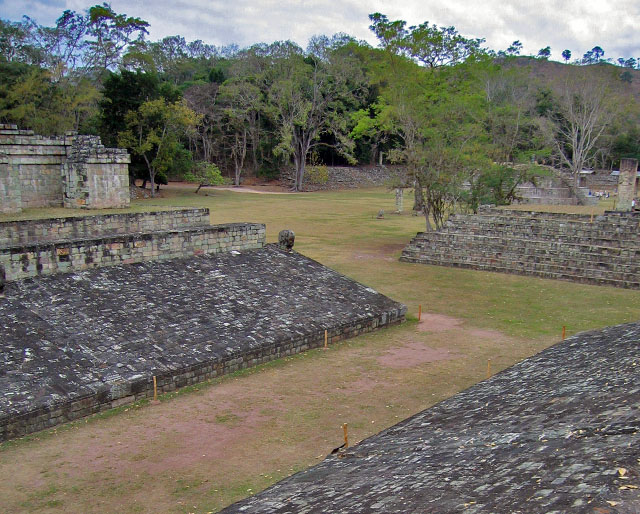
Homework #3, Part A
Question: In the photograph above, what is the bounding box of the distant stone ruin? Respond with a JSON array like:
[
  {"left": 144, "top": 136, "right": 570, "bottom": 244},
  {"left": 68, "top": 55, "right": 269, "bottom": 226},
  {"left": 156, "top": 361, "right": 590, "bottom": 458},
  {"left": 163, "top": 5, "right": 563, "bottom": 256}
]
[
  {"left": 617, "top": 158, "right": 639, "bottom": 211},
  {"left": 401, "top": 207, "right": 640, "bottom": 289},
  {"left": 0, "top": 124, "right": 130, "bottom": 214}
]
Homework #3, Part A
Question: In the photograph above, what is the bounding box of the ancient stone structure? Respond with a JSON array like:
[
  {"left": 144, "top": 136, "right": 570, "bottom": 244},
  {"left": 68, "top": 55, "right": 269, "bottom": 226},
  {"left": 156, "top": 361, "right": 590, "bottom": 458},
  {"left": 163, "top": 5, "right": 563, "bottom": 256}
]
[
  {"left": 278, "top": 229, "right": 295, "bottom": 250},
  {"left": 0, "top": 124, "right": 130, "bottom": 213},
  {"left": 515, "top": 176, "right": 578, "bottom": 205},
  {"left": 0, "top": 245, "right": 406, "bottom": 441},
  {"left": 401, "top": 207, "right": 640, "bottom": 289},
  {"left": 0, "top": 208, "right": 265, "bottom": 281},
  {"left": 516, "top": 175, "right": 598, "bottom": 206},
  {"left": 617, "top": 158, "right": 638, "bottom": 211},
  {"left": 225, "top": 321, "right": 640, "bottom": 513}
]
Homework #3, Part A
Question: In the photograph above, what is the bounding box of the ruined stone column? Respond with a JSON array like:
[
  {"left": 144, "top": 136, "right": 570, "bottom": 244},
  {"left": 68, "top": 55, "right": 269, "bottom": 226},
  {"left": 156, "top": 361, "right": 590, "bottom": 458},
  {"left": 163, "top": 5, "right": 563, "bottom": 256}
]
[
  {"left": 616, "top": 158, "right": 638, "bottom": 211},
  {"left": 395, "top": 188, "right": 404, "bottom": 213}
]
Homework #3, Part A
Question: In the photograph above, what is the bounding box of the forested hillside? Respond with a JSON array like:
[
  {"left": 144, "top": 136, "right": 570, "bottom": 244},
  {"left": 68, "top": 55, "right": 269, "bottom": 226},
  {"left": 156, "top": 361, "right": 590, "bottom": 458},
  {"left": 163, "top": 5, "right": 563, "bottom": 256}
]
[{"left": 1, "top": 5, "right": 639, "bottom": 216}]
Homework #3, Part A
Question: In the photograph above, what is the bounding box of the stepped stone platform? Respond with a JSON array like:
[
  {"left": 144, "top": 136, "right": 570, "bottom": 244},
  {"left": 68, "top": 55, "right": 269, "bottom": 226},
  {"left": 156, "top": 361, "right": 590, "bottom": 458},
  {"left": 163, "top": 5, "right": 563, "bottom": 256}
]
[
  {"left": 0, "top": 208, "right": 265, "bottom": 282},
  {"left": 0, "top": 245, "right": 406, "bottom": 441},
  {"left": 401, "top": 208, "right": 640, "bottom": 289},
  {"left": 225, "top": 321, "right": 640, "bottom": 513}
]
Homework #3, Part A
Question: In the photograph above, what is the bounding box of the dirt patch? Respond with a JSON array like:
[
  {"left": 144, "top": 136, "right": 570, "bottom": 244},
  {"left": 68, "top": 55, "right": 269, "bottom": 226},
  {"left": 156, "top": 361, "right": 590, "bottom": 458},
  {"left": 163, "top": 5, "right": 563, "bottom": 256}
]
[
  {"left": 352, "top": 243, "right": 407, "bottom": 262},
  {"left": 378, "top": 342, "right": 455, "bottom": 369},
  {"left": 417, "top": 313, "right": 464, "bottom": 332},
  {"left": 164, "top": 182, "right": 293, "bottom": 194},
  {"left": 468, "top": 328, "right": 511, "bottom": 342},
  {"left": 210, "top": 186, "right": 294, "bottom": 195}
]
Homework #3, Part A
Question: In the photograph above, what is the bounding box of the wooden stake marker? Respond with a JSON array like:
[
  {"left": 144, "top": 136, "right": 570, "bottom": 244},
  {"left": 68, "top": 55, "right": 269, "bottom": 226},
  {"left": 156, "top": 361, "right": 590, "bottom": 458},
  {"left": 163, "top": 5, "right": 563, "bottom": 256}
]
[
  {"left": 562, "top": 325, "right": 566, "bottom": 340},
  {"left": 153, "top": 376, "right": 158, "bottom": 402},
  {"left": 487, "top": 359, "right": 491, "bottom": 379},
  {"left": 342, "top": 423, "right": 349, "bottom": 448},
  {"left": 418, "top": 304, "right": 422, "bottom": 321},
  {"left": 324, "top": 329, "right": 328, "bottom": 350}
]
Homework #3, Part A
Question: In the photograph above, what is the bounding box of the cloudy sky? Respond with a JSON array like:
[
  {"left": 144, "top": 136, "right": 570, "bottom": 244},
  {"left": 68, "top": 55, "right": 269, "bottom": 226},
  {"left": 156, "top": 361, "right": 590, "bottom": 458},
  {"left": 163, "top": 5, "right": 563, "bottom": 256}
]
[{"left": 2, "top": 0, "right": 639, "bottom": 62}]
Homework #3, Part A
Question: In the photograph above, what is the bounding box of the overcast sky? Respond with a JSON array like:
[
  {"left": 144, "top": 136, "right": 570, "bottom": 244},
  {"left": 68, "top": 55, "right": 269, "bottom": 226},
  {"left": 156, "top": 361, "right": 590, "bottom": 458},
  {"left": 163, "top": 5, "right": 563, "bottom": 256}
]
[{"left": 2, "top": 0, "right": 639, "bottom": 62}]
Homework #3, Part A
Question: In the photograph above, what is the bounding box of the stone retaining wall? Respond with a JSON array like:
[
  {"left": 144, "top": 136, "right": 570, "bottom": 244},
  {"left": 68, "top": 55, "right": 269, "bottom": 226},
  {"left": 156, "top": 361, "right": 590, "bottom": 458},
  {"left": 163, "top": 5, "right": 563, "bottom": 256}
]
[
  {"left": 0, "top": 208, "right": 210, "bottom": 247},
  {"left": 1, "top": 222, "right": 265, "bottom": 281},
  {"left": 1, "top": 309, "right": 403, "bottom": 441},
  {"left": 401, "top": 208, "right": 640, "bottom": 288}
]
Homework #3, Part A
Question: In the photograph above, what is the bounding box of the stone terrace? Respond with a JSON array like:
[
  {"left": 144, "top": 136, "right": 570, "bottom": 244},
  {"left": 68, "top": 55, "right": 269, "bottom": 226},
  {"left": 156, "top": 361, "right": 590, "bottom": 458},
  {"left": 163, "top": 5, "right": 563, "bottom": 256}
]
[
  {"left": 0, "top": 245, "right": 406, "bottom": 441},
  {"left": 402, "top": 208, "right": 640, "bottom": 289},
  {"left": 225, "top": 321, "right": 640, "bottom": 513}
]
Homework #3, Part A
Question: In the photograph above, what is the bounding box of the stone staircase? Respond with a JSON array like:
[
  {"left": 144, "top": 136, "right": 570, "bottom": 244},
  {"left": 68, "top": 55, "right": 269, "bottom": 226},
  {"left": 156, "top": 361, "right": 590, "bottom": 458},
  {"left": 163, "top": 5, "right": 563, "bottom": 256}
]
[{"left": 401, "top": 208, "right": 640, "bottom": 288}]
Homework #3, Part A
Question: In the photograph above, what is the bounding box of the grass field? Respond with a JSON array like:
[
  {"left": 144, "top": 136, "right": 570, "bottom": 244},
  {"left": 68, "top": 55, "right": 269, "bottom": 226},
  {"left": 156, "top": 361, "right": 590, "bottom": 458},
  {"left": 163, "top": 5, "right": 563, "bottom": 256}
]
[{"left": 2, "top": 186, "right": 639, "bottom": 513}]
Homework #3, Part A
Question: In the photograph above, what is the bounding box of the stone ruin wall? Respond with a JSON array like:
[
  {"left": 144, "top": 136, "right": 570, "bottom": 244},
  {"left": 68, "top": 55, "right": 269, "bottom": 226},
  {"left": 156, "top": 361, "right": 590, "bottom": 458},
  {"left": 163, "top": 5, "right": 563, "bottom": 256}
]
[
  {"left": 401, "top": 208, "right": 640, "bottom": 289},
  {"left": 0, "top": 208, "right": 265, "bottom": 282},
  {"left": 616, "top": 158, "right": 639, "bottom": 211},
  {"left": 0, "top": 124, "right": 130, "bottom": 214},
  {"left": 0, "top": 208, "right": 210, "bottom": 247}
]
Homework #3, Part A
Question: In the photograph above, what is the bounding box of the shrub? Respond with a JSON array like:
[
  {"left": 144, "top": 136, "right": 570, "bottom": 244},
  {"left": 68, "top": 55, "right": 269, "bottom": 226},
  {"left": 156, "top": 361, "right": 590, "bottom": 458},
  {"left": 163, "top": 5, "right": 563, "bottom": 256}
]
[
  {"left": 183, "top": 161, "right": 226, "bottom": 184},
  {"left": 306, "top": 165, "right": 329, "bottom": 185}
]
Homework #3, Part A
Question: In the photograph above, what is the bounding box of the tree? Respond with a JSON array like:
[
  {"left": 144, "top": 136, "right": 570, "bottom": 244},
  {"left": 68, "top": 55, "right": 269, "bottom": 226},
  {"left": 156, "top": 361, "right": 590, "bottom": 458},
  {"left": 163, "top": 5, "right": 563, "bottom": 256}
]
[
  {"left": 537, "top": 46, "right": 551, "bottom": 60},
  {"left": 350, "top": 99, "right": 393, "bottom": 165},
  {"left": 85, "top": 3, "right": 149, "bottom": 76},
  {"left": 592, "top": 46, "right": 605, "bottom": 61},
  {"left": 265, "top": 37, "right": 366, "bottom": 191},
  {"left": 582, "top": 46, "right": 605, "bottom": 65},
  {"left": 546, "top": 67, "right": 623, "bottom": 191},
  {"left": 506, "top": 41, "right": 523, "bottom": 56},
  {"left": 219, "top": 77, "right": 262, "bottom": 185},
  {"left": 368, "top": 13, "right": 484, "bottom": 68},
  {"left": 368, "top": 13, "right": 489, "bottom": 226},
  {"left": 562, "top": 49, "right": 571, "bottom": 63},
  {"left": 118, "top": 98, "right": 200, "bottom": 195}
]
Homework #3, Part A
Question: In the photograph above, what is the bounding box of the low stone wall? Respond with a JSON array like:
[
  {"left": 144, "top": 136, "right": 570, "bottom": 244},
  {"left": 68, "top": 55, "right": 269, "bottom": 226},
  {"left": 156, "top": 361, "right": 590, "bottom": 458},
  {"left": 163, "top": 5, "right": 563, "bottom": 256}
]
[
  {"left": 0, "top": 208, "right": 210, "bottom": 247},
  {"left": 1, "top": 222, "right": 265, "bottom": 281},
  {"left": 401, "top": 208, "right": 640, "bottom": 288}
]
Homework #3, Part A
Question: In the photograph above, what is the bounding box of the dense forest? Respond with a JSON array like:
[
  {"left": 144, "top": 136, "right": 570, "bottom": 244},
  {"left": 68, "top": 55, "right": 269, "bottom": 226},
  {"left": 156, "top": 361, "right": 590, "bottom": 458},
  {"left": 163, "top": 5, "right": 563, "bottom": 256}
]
[{"left": 2, "top": 4, "right": 639, "bottom": 224}]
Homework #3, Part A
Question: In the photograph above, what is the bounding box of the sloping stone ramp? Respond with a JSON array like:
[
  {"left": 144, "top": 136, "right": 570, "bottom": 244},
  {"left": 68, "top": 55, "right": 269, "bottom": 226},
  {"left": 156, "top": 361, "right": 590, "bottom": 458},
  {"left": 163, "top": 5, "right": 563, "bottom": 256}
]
[{"left": 0, "top": 246, "right": 405, "bottom": 441}]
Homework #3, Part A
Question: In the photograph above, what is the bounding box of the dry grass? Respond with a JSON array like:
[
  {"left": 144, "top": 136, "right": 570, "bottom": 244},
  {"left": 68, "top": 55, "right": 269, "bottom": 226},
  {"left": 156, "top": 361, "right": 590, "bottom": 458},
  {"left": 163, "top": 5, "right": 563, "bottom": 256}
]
[{"left": 2, "top": 186, "right": 639, "bottom": 513}]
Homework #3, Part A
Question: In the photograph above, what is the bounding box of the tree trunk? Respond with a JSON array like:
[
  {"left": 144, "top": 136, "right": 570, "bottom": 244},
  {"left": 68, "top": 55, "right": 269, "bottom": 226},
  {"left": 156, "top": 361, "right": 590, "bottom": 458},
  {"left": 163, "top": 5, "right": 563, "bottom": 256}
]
[{"left": 413, "top": 178, "right": 425, "bottom": 212}]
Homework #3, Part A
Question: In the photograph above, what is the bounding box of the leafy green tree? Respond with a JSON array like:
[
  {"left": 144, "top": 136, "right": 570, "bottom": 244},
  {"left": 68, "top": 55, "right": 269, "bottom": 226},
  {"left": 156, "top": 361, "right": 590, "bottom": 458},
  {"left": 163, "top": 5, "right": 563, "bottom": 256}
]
[
  {"left": 537, "top": 46, "right": 551, "bottom": 59},
  {"left": 219, "top": 77, "right": 262, "bottom": 185},
  {"left": 506, "top": 41, "right": 523, "bottom": 56},
  {"left": 118, "top": 98, "right": 200, "bottom": 195},
  {"left": 368, "top": 13, "right": 484, "bottom": 68},
  {"left": 368, "top": 13, "right": 490, "bottom": 226},
  {"left": 350, "top": 99, "right": 394, "bottom": 164},
  {"left": 85, "top": 3, "right": 149, "bottom": 76},
  {"left": 265, "top": 37, "right": 367, "bottom": 191},
  {"left": 562, "top": 49, "right": 571, "bottom": 63}
]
